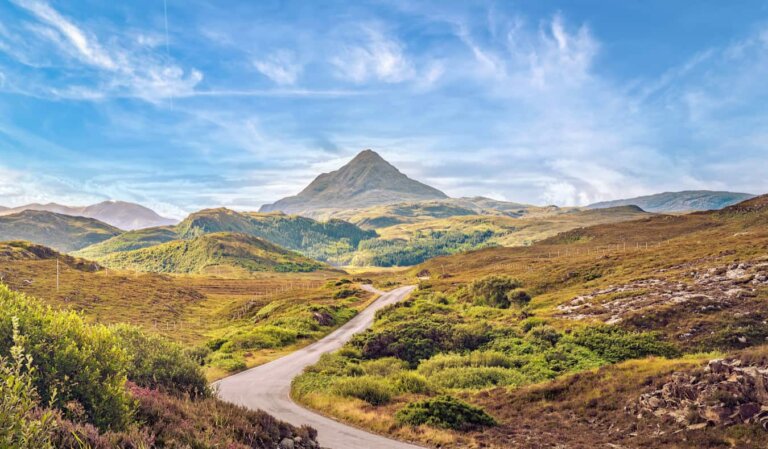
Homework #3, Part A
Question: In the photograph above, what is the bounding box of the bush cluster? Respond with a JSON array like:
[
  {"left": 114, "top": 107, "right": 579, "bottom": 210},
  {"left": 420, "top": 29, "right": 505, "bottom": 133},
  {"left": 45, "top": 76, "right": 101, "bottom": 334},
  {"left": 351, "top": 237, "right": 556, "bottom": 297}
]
[{"left": 395, "top": 395, "right": 496, "bottom": 430}]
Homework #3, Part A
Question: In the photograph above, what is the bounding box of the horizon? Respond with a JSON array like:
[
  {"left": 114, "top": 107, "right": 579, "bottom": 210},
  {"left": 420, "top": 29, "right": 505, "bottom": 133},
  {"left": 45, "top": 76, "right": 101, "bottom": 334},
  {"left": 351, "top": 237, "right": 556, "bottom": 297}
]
[{"left": 1, "top": 1, "right": 768, "bottom": 217}]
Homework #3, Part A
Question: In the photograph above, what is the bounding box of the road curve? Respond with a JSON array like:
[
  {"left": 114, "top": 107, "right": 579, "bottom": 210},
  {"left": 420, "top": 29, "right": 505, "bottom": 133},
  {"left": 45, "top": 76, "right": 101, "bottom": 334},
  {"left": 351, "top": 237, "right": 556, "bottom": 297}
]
[{"left": 215, "top": 285, "right": 423, "bottom": 449}]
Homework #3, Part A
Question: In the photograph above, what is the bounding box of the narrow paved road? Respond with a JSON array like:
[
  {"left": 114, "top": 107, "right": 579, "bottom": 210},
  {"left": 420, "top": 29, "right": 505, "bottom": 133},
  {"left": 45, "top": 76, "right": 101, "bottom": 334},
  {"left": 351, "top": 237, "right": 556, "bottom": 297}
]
[{"left": 216, "top": 285, "right": 423, "bottom": 449}]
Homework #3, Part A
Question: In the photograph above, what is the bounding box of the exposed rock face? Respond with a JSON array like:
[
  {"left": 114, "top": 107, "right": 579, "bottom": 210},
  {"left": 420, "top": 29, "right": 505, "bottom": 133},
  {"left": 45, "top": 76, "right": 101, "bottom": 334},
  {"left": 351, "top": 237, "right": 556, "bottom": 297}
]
[
  {"left": 557, "top": 261, "right": 768, "bottom": 325},
  {"left": 629, "top": 359, "right": 768, "bottom": 431}
]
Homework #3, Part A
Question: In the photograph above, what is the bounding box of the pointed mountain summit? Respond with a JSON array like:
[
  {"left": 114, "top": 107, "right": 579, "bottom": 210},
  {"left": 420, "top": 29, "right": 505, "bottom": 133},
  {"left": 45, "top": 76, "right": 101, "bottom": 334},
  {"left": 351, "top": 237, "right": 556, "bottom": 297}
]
[{"left": 260, "top": 149, "right": 447, "bottom": 217}]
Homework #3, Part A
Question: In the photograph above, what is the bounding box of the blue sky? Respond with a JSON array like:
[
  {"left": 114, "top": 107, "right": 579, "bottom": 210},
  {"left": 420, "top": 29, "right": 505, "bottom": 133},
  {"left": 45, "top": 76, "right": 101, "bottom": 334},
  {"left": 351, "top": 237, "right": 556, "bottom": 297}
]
[{"left": 0, "top": 0, "right": 767, "bottom": 218}]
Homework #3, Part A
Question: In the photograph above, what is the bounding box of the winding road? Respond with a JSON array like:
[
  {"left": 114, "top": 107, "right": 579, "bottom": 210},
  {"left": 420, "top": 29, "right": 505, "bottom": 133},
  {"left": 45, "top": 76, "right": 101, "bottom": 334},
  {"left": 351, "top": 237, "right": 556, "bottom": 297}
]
[{"left": 215, "top": 284, "right": 423, "bottom": 449}]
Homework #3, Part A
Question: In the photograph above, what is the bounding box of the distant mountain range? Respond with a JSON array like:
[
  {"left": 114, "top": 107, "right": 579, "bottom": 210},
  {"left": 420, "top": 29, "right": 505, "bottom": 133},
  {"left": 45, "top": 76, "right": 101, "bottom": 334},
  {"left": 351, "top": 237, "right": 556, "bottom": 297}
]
[
  {"left": 0, "top": 210, "right": 122, "bottom": 252},
  {"left": 0, "top": 200, "right": 177, "bottom": 230},
  {"left": 587, "top": 190, "right": 755, "bottom": 213},
  {"left": 260, "top": 149, "right": 448, "bottom": 217}
]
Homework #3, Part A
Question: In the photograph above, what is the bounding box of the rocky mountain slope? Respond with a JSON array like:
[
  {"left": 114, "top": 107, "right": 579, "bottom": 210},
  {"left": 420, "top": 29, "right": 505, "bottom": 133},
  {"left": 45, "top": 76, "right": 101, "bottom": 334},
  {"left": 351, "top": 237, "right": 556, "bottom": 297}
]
[
  {"left": 260, "top": 149, "right": 448, "bottom": 217},
  {"left": 588, "top": 190, "right": 754, "bottom": 212},
  {"left": 0, "top": 200, "right": 177, "bottom": 230}
]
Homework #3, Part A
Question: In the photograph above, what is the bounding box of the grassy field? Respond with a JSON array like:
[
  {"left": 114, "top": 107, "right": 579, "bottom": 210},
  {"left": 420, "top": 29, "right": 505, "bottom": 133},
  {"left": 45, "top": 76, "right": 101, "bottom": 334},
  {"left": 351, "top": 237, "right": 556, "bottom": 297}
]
[
  {"left": 291, "top": 196, "right": 768, "bottom": 448},
  {"left": 0, "top": 242, "right": 380, "bottom": 380}
]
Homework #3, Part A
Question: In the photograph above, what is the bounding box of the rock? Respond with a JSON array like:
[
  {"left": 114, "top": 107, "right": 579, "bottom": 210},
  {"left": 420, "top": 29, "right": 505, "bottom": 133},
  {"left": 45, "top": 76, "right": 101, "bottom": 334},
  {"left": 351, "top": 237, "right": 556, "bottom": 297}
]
[{"left": 279, "top": 438, "right": 295, "bottom": 449}]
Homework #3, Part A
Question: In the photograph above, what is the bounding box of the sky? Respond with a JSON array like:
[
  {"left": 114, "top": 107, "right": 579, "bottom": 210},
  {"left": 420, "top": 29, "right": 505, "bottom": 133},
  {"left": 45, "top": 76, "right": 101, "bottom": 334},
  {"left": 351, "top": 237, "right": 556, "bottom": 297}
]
[{"left": 0, "top": 0, "right": 767, "bottom": 218}]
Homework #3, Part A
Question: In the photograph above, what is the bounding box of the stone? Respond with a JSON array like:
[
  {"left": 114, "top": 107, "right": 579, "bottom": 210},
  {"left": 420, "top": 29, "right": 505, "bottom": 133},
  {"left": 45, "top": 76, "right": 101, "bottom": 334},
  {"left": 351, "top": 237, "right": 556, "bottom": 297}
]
[{"left": 279, "top": 438, "right": 295, "bottom": 449}]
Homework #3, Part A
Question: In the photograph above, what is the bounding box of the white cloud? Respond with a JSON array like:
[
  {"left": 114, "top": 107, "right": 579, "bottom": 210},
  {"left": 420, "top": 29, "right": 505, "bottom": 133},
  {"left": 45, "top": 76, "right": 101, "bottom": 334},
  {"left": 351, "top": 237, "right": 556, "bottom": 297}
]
[
  {"left": 253, "top": 50, "right": 302, "bottom": 85},
  {"left": 6, "top": 0, "right": 203, "bottom": 103},
  {"left": 331, "top": 27, "right": 415, "bottom": 83}
]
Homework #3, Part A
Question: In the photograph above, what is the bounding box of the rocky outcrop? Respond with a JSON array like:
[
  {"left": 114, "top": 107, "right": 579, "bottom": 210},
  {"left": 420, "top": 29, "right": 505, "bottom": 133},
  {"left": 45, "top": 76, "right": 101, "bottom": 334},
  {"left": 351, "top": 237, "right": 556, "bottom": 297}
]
[
  {"left": 629, "top": 359, "right": 768, "bottom": 431},
  {"left": 557, "top": 261, "right": 768, "bottom": 324}
]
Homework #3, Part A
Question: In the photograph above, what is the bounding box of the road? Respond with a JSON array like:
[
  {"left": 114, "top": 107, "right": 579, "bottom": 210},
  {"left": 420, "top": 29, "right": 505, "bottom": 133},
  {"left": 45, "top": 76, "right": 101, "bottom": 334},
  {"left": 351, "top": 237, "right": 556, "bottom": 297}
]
[{"left": 215, "top": 284, "right": 423, "bottom": 449}]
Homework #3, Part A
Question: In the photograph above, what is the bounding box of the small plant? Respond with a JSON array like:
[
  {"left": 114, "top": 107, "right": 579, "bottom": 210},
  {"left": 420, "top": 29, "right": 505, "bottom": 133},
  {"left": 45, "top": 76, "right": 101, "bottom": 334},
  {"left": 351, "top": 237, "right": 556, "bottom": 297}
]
[
  {"left": 395, "top": 395, "right": 496, "bottom": 430},
  {"left": 333, "top": 377, "right": 393, "bottom": 405},
  {"left": 466, "top": 275, "right": 522, "bottom": 309}
]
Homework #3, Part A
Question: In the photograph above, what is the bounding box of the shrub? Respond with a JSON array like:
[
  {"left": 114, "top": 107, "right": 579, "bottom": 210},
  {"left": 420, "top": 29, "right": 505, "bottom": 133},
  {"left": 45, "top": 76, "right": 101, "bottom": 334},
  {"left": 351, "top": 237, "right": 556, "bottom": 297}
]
[
  {"left": 526, "top": 325, "right": 561, "bottom": 347},
  {"left": 428, "top": 367, "right": 525, "bottom": 390},
  {"left": 395, "top": 395, "right": 496, "bottom": 430},
  {"left": 0, "top": 285, "right": 132, "bottom": 430},
  {"left": 467, "top": 275, "right": 522, "bottom": 308},
  {"left": 450, "top": 322, "right": 494, "bottom": 351},
  {"left": 361, "top": 357, "right": 407, "bottom": 377},
  {"left": 221, "top": 325, "right": 298, "bottom": 352},
  {"left": 567, "top": 325, "right": 679, "bottom": 363},
  {"left": 333, "top": 377, "right": 393, "bottom": 405},
  {"left": 208, "top": 353, "right": 246, "bottom": 372},
  {"left": 0, "top": 321, "right": 56, "bottom": 449},
  {"left": 353, "top": 319, "right": 452, "bottom": 366},
  {"left": 333, "top": 288, "right": 359, "bottom": 299},
  {"left": 393, "top": 372, "right": 433, "bottom": 394},
  {"left": 111, "top": 325, "right": 209, "bottom": 398},
  {"left": 305, "top": 353, "right": 363, "bottom": 377},
  {"left": 417, "top": 351, "right": 518, "bottom": 376},
  {"left": 507, "top": 289, "right": 531, "bottom": 306}
]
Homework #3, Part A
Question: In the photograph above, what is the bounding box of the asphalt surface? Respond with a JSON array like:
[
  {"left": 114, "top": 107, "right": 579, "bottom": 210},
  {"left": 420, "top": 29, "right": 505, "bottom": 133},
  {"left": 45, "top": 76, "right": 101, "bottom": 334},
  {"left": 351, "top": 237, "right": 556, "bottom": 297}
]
[{"left": 215, "top": 284, "right": 423, "bottom": 449}]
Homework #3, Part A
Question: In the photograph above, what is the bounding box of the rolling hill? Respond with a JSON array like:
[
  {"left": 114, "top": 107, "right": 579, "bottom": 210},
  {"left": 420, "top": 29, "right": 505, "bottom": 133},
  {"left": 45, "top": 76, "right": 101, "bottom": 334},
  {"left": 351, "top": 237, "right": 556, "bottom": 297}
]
[
  {"left": 0, "top": 200, "right": 177, "bottom": 230},
  {"left": 587, "top": 190, "right": 754, "bottom": 212},
  {"left": 260, "top": 149, "right": 448, "bottom": 217},
  {"left": 0, "top": 210, "right": 122, "bottom": 252},
  {"left": 72, "top": 226, "right": 178, "bottom": 260},
  {"left": 295, "top": 194, "right": 768, "bottom": 449},
  {"left": 326, "top": 197, "right": 569, "bottom": 229},
  {"left": 94, "top": 232, "right": 327, "bottom": 274}
]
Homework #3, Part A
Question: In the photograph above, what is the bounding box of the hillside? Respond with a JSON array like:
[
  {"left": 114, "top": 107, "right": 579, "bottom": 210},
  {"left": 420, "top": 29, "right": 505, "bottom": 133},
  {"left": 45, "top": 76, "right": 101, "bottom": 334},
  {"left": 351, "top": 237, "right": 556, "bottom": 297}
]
[
  {"left": 348, "top": 206, "right": 651, "bottom": 266},
  {"left": 176, "top": 208, "right": 377, "bottom": 262},
  {"left": 326, "top": 197, "right": 568, "bottom": 229},
  {"left": 588, "top": 190, "right": 754, "bottom": 212},
  {"left": 292, "top": 194, "right": 768, "bottom": 448},
  {"left": 0, "top": 210, "right": 122, "bottom": 252},
  {"left": 95, "top": 232, "right": 327, "bottom": 274},
  {"left": 260, "top": 149, "right": 448, "bottom": 217},
  {"left": 72, "top": 226, "right": 178, "bottom": 260},
  {"left": 0, "top": 200, "right": 177, "bottom": 230}
]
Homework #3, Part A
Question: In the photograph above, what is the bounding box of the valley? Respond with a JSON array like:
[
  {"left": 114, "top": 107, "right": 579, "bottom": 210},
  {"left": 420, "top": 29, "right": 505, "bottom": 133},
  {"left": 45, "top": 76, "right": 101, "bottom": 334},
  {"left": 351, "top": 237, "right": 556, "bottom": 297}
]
[{"left": 0, "top": 151, "right": 765, "bottom": 448}]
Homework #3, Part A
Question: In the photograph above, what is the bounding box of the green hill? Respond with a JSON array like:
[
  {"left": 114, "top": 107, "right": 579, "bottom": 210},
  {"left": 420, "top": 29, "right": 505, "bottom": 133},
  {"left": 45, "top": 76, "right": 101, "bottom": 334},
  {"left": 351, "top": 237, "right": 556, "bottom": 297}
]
[
  {"left": 0, "top": 210, "right": 121, "bottom": 252},
  {"left": 96, "top": 232, "right": 327, "bottom": 274},
  {"left": 176, "top": 208, "right": 377, "bottom": 261},
  {"left": 72, "top": 226, "right": 178, "bottom": 260}
]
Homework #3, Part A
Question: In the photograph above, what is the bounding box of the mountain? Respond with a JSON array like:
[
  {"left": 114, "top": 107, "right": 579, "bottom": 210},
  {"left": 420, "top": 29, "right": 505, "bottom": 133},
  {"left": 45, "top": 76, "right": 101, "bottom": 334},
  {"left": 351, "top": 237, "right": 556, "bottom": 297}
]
[
  {"left": 95, "top": 232, "right": 326, "bottom": 274},
  {"left": 587, "top": 190, "right": 755, "bottom": 213},
  {"left": 0, "top": 200, "right": 177, "bottom": 230},
  {"left": 0, "top": 210, "right": 122, "bottom": 252},
  {"left": 75, "top": 208, "right": 377, "bottom": 264},
  {"left": 259, "top": 149, "right": 448, "bottom": 217}
]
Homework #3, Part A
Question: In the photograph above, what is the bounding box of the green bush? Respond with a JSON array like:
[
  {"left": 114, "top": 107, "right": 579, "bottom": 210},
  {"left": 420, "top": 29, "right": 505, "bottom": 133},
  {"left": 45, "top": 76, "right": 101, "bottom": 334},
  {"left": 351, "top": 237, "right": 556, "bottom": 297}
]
[
  {"left": 0, "top": 285, "right": 132, "bottom": 430},
  {"left": 221, "top": 325, "right": 298, "bottom": 352},
  {"left": 361, "top": 357, "right": 407, "bottom": 377},
  {"left": 353, "top": 318, "right": 452, "bottom": 366},
  {"left": 417, "top": 351, "right": 518, "bottom": 376},
  {"left": 467, "top": 275, "right": 522, "bottom": 309},
  {"left": 333, "top": 377, "right": 393, "bottom": 405},
  {"left": 305, "top": 353, "right": 363, "bottom": 377},
  {"left": 111, "top": 325, "right": 209, "bottom": 398},
  {"left": 0, "top": 320, "right": 56, "bottom": 449},
  {"left": 567, "top": 325, "right": 679, "bottom": 363},
  {"left": 507, "top": 289, "right": 532, "bottom": 306},
  {"left": 208, "top": 353, "right": 246, "bottom": 372},
  {"left": 393, "top": 372, "right": 433, "bottom": 394},
  {"left": 428, "top": 367, "right": 525, "bottom": 390},
  {"left": 395, "top": 395, "right": 496, "bottom": 430},
  {"left": 526, "top": 325, "right": 561, "bottom": 347}
]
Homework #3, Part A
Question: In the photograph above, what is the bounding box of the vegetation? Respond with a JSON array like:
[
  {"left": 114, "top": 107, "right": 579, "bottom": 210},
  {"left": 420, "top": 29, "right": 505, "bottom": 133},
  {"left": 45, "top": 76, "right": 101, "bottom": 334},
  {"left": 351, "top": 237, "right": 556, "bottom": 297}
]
[
  {"left": 92, "top": 232, "right": 326, "bottom": 274},
  {"left": 293, "top": 195, "right": 768, "bottom": 448},
  {"left": 0, "top": 210, "right": 121, "bottom": 252},
  {"left": 0, "top": 283, "right": 318, "bottom": 448},
  {"left": 395, "top": 395, "right": 496, "bottom": 430}
]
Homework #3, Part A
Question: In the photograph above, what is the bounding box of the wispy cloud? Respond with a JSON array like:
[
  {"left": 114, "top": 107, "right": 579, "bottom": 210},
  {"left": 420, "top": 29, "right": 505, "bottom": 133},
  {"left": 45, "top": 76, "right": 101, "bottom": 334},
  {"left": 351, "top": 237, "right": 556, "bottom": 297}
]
[
  {"left": 331, "top": 26, "right": 416, "bottom": 83},
  {"left": 253, "top": 50, "right": 302, "bottom": 85}
]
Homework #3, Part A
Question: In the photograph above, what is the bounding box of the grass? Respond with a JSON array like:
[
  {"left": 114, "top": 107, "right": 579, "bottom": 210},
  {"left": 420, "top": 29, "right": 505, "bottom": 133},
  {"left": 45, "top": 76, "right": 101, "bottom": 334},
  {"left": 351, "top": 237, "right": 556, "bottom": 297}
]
[{"left": 291, "top": 196, "right": 768, "bottom": 448}]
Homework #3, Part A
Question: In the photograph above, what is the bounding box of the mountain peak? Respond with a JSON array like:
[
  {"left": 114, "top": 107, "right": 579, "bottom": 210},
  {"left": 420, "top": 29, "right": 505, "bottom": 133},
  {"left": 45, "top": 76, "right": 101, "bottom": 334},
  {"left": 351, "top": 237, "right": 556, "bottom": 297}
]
[{"left": 260, "top": 149, "right": 447, "bottom": 217}]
